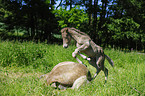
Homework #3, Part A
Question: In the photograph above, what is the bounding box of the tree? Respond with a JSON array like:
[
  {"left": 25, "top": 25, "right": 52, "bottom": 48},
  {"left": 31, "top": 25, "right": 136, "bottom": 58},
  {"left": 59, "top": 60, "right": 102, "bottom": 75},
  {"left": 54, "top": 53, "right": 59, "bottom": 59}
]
[
  {"left": 54, "top": 6, "right": 88, "bottom": 29},
  {"left": 0, "top": 0, "right": 59, "bottom": 42},
  {"left": 121, "top": 0, "right": 145, "bottom": 50},
  {"left": 0, "top": 0, "right": 145, "bottom": 51},
  {"left": 107, "top": 17, "right": 140, "bottom": 49},
  {"left": 108, "top": 0, "right": 145, "bottom": 50}
]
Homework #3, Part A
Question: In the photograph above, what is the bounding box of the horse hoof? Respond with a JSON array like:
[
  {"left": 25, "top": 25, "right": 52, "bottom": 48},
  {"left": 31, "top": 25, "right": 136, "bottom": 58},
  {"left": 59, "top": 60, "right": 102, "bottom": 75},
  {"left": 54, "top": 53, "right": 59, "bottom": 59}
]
[
  {"left": 72, "top": 52, "right": 76, "bottom": 58},
  {"left": 87, "top": 58, "right": 91, "bottom": 61}
]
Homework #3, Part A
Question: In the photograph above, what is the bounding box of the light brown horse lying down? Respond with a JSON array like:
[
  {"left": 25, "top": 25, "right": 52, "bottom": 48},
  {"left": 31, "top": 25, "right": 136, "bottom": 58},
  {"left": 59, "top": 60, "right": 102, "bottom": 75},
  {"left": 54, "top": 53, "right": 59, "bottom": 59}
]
[{"left": 44, "top": 61, "right": 92, "bottom": 89}]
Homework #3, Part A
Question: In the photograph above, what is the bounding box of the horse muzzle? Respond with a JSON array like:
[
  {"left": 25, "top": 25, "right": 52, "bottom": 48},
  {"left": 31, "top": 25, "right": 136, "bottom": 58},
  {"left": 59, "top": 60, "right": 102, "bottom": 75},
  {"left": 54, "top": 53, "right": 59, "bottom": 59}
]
[{"left": 63, "top": 44, "right": 68, "bottom": 48}]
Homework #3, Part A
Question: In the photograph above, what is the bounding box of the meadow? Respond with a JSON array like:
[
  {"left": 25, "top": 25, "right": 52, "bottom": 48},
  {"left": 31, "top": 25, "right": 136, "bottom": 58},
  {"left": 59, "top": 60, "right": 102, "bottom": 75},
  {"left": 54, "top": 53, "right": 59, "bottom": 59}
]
[{"left": 0, "top": 40, "right": 145, "bottom": 96}]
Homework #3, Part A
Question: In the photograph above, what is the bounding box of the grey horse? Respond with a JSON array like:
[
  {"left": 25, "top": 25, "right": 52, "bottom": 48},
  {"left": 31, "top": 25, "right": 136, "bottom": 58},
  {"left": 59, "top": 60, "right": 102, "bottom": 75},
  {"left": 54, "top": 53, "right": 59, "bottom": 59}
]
[{"left": 61, "top": 27, "right": 114, "bottom": 82}]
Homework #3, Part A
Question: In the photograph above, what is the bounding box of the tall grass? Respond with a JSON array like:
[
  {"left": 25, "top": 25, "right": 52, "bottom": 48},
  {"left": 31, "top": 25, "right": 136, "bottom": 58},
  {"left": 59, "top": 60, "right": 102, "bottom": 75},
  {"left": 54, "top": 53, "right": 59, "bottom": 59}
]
[{"left": 0, "top": 40, "right": 144, "bottom": 96}]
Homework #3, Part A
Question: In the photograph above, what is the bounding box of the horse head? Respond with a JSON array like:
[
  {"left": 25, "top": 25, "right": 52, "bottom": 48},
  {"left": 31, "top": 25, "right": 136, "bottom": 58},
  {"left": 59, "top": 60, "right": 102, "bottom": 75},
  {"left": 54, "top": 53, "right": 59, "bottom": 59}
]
[{"left": 61, "top": 28, "right": 71, "bottom": 48}]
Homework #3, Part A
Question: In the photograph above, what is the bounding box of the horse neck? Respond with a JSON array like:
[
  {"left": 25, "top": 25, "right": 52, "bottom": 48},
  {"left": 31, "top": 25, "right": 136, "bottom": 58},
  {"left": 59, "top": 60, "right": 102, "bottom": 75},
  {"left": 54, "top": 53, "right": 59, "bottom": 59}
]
[{"left": 68, "top": 30, "right": 82, "bottom": 42}]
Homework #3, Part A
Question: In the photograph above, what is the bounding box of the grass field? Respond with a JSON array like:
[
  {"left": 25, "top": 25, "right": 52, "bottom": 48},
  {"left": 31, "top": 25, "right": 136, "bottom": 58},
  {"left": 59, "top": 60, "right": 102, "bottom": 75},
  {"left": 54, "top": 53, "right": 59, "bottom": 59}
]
[{"left": 0, "top": 40, "right": 145, "bottom": 96}]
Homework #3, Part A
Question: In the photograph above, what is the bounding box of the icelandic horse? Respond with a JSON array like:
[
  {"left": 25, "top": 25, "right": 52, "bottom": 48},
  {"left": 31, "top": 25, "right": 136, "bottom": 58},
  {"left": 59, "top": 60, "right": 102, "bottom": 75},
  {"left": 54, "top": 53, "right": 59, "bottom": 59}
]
[{"left": 60, "top": 27, "right": 114, "bottom": 82}]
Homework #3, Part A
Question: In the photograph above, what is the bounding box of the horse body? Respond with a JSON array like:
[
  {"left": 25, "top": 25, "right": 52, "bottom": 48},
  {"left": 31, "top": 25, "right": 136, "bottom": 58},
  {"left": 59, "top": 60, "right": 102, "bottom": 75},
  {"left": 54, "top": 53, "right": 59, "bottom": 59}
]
[
  {"left": 46, "top": 61, "right": 91, "bottom": 89},
  {"left": 61, "top": 27, "right": 114, "bottom": 82},
  {"left": 78, "top": 41, "right": 103, "bottom": 57}
]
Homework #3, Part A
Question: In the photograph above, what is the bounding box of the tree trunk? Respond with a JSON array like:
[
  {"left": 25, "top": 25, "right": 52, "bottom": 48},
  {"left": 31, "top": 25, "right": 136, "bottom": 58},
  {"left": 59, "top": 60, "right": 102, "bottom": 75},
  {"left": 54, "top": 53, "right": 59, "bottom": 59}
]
[
  {"left": 70, "top": 0, "right": 72, "bottom": 9},
  {"left": 88, "top": 0, "right": 92, "bottom": 25},
  {"left": 92, "top": 0, "right": 98, "bottom": 42}
]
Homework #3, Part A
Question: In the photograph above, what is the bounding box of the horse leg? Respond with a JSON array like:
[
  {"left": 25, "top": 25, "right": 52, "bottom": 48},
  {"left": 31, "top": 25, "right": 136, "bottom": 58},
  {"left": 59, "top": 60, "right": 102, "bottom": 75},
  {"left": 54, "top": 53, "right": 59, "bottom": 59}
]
[
  {"left": 71, "top": 76, "right": 88, "bottom": 89},
  {"left": 88, "top": 58, "right": 101, "bottom": 79},
  {"left": 92, "top": 55, "right": 106, "bottom": 80},
  {"left": 51, "top": 82, "right": 68, "bottom": 89},
  {"left": 78, "top": 52, "right": 91, "bottom": 61},
  {"left": 75, "top": 57, "right": 83, "bottom": 64},
  {"left": 58, "top": 84, "right": 68, "bottom": 90},
  {"left": 72, "top": 45, "right": 89, "bottom": 64},
  {"left": 72, "top": 41, "right": 90, "bottom": 58},
  {"left": 75, "top": 52, "right": 91, "bottom": 65},
  {"left": 72, "top": 50, "right": 84, "bottom": 64},
  {"left": 100, "top": 56, "right": 108, "bottom": 83},
  {"left": 93, "top": 68, "right": 101, "bottom": 79},
  {"left": 96, "top": 54, "right": 104, "bottom": 68},
  {"left": 97, "top": 55, "right": 108, "bottom": 83},
  {"left": 103, "top": 67, "right": 108, "bottom": 83}
]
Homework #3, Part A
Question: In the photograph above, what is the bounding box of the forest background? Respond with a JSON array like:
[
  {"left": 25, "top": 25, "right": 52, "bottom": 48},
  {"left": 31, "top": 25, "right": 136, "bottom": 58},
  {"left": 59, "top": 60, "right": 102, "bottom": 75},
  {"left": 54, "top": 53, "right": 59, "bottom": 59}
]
[{"left": 0, "top": 0, "right": 145, "bottom": 51}]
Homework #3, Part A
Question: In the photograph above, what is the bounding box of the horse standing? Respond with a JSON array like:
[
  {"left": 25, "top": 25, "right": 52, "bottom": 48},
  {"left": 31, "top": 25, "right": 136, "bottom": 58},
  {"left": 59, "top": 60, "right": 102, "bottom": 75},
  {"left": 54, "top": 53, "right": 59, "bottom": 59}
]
[{"left": 61, "top": 27, "right": 114, "bottom": 82}]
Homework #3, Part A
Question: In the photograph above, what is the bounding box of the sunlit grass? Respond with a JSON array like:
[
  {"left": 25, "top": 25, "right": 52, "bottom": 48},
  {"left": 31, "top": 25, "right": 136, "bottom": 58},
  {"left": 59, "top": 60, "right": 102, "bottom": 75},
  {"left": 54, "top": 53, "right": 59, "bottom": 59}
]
[{"left": 0, "top": 40, "right": 144, "bottom": 95}]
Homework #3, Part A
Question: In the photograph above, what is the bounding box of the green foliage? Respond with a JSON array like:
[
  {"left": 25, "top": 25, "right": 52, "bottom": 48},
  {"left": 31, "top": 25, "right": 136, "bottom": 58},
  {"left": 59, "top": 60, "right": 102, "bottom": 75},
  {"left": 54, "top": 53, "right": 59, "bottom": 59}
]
[
  {"left": 0, "top": 22, "right": 8, "bottom": 33},
  {"left": 54, "top": 6, "right": 88, "bottom": 28},
  {"left": 0, "top": 0, "right": 145, "bottom": 50},
  {"left": 106, "top": 17, "right": 143, "bottom": 49},
  {"left": 0, "top": 8, "right": 12, "bottom": 18},
  {"left": 107, "top": 17, "right": 140, "bottom": 41},
  {"left": 0, "top": 41, "right": 145, "bottom": 95}
]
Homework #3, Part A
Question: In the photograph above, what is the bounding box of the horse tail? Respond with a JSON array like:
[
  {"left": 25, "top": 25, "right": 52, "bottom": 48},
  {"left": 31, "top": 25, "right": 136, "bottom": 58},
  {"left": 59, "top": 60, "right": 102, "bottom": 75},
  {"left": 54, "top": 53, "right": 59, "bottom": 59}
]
[{"left": 105, "top": 55, "right": 114, "bottom": 67}]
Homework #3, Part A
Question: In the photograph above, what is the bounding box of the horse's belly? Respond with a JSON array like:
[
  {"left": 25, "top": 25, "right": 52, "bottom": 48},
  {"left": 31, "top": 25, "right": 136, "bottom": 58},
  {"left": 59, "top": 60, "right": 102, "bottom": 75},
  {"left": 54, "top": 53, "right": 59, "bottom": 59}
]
[{"left": 80, "top": 49, "right": 96, "bottom": 57}]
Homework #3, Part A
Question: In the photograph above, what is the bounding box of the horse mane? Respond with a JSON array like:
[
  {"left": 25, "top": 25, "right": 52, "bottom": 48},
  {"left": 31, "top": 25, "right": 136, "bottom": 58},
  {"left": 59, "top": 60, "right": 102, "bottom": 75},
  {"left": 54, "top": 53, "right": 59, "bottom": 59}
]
[{"left": 69, "top": 27, "right": 89, "bottom": 37}]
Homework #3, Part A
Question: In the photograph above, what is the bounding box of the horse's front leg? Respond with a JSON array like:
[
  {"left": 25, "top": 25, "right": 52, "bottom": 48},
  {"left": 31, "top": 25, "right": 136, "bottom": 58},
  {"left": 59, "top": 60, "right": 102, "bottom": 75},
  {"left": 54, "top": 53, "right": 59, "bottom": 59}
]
[
  {"left": 72, "top": 50, "right": 83, "bottom": 64},
  {"left": 78, "top": 52, "right": 91, "bottom": 61},
  {"left": 72, "top": 48, "right": 79, "bottom": 58},
  {"left": 72, "top": 41, "right": 90, "bottom": 64},
  {"left": 75, "top": 57, "right": 83, "bottom": 64},
  {"left": 74, "top": 53, "right": 90, "bottom": 64},
  {"left": 72, "top": 41, "right": 90, "bottom": 58}
]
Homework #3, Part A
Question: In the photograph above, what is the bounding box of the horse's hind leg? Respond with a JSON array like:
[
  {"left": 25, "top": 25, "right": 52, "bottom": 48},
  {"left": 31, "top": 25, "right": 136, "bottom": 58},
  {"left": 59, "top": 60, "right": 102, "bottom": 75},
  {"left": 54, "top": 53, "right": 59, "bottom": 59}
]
[
  {"left": 103, "top": 67, "right": 108, "bottom": 83},
  {"left": 93, "top": 68, "right": 101, "bottom": 79},
  {"left": 96, "top": 54, "right": 104, "bottom": 68},
  {"left": 88, "top": 58, "right": 101, "bottom": 79},
  {"left": 97, "top": 55, "right": 108, "bottom": 83}
]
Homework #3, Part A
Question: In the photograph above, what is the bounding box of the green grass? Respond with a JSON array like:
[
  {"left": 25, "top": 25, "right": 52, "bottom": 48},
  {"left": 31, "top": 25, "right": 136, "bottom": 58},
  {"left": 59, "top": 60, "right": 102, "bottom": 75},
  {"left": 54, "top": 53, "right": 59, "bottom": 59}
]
[{"left": 0, "top": 40, "right": 145, "bottom": 96}]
